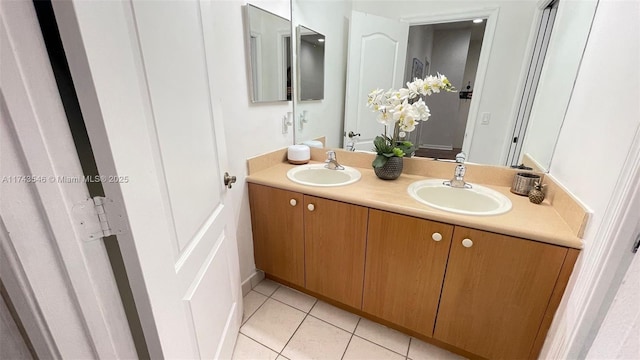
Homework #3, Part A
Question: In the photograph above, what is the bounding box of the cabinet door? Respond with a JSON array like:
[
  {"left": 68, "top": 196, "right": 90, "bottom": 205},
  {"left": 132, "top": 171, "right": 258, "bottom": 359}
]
[
  {"left": 363, "top": 210, "right": 453, "bottom": 337},
  {"left": 434, "top": 227, "right": 568, "bottom": 360},
  {"left": 248, "top": 184, "right": 304, "bottom": 286},
  {"left": 304, "top": 195, "right": 368, "bottom": 309}
]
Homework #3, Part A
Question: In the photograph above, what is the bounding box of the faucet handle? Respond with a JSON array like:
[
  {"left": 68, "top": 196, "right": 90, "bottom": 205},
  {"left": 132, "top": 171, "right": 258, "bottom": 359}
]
[
  {"left": 326, "top": 150, "right": 337, "bottom": 161},
  {"left": 455, "top": 151, "right": 466, "bottom": 163}
]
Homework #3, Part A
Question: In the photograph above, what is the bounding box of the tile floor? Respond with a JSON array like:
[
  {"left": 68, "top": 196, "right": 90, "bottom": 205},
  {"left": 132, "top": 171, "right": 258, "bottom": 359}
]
[{"left": 232, "top": 279, "right": 467, "bottom": 360}]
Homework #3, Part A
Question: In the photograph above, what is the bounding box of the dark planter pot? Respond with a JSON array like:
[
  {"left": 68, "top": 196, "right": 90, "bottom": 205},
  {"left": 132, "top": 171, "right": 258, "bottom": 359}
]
[{"left": 374, "top": 157, "right": 403, "bottom": 180}]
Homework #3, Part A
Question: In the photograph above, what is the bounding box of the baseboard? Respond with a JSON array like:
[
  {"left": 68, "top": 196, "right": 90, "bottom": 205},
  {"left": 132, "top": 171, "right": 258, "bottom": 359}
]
[
  {"left": 419, "top": 144, "right": 454, "bottom": 151},
  {"left": 241, "top": 270, "right": 265, "bottom": 297}
]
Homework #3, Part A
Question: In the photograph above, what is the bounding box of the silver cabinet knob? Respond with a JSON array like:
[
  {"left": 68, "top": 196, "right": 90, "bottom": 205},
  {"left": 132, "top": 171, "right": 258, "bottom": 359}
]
[
  {"left": 462, "top": 238, "right": 473, "bottom": 248},
  {"left": 432, "top": 232, "right": 443, "bottom": 241},
  {"left": 290, "top": 199, "right": 297, "bottom": 206},
  {"left": 307, "top": 204, "right": 315, "bottom": 211}
]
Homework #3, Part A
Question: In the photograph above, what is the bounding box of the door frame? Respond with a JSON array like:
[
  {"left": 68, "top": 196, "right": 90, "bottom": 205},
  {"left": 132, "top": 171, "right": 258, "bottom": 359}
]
[
  {"left": 503, "top": 0, "right": 557, "bottom": 166},
  {"left": 0, "top": 1, "right": 136, "bottom": 358},
  {"left": 401, "top": 7, "right": 500, "bottom": 157}
]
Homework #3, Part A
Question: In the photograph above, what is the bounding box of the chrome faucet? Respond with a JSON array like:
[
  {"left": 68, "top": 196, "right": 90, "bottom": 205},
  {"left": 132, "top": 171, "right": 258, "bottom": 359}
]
[
  {"left": 346, "top": 131, "right": 361, "bottom": 151},
  {"left": 444, "top": 152, "right": 472, "bottom": 189},
  {"left": 325, "top": 150, "right": 345, "bottom": 170}
]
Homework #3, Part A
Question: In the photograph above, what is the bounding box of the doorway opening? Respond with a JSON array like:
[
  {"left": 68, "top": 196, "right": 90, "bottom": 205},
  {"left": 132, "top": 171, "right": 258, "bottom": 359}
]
[{"left": 406, "top": 20, "right": 486, "bottom": 160}]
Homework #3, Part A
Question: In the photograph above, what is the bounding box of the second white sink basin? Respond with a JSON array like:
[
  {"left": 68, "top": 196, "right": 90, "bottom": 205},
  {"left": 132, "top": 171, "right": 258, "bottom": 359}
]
[
  {"left": 287, "top": 164, "right": 361, "bottom": 187},
  {"left": 408, "top": 179, "right": 512, "bottom": 216}
]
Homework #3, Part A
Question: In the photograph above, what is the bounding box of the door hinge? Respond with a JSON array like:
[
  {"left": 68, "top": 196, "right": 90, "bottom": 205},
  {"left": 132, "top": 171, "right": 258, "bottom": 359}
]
[{"left": 73, "top": 196, "right": 125, "bottom": 241}]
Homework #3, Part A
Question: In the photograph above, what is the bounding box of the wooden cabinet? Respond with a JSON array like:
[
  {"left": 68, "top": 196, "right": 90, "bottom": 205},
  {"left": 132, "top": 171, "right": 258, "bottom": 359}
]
[
  {"left": 363, "top": 210, "right": 453, "bottom": 337},
  {"left": 248, "top": 184, "right": 578, "bottom": 359},
  {"left": 304, "top": 195, "right": 368, "bottom": 309},
  {"left": 248, "top": 184, "right": 304, "bottom": 286},
  {"left": 433, "top": 227, "right": 569, "bottom": 360}
]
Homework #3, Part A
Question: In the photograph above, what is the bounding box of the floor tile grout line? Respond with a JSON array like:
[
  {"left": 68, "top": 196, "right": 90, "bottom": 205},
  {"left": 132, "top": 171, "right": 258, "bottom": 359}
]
[
  {"left": 269, "top": 294, "right": 317, "bottom": 314},
  {"left": 252, "top": 284, "right": 280, "bottom": 298},
  {"left": 250, "top": 281, "right": 407, "bottom": 358},
  {"left": 340, "top": 318, "right": 361, "bottom": 360},
  {"left": 351, "top": 333, "right": 410, "bottom": 358},
  {"left": 240, "top": 292, "right": 270, "bottom": 327},
  {"left": 236, "top": 332, "right": 282, "bottom": 355},
  {"left": 407, "top": 337, "right": 412, "bottom": 359},
  {"left": 277, "top": 311, "right": 311, "bottom": 357},
  {"left": 306, "top": 313, "right": 360, "bottom": 334}
]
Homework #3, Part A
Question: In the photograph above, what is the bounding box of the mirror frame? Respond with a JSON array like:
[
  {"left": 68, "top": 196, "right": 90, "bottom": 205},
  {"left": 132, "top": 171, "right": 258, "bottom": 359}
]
[{"left": 243, "top": 4, "right": 293, "bottom": 103}]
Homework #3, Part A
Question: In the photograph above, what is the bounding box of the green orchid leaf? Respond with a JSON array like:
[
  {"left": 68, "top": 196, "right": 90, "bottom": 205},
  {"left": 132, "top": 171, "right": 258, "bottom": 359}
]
[{"left": 372, "top": 155, "right": 388, "bottom": 168}]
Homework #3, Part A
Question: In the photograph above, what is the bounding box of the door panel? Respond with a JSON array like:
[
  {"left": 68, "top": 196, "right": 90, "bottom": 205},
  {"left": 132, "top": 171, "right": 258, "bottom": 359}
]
[
  {"left": 185, "top": 235, "right": 235, "bottom": 359},
  {"left": 343, "top": 11, "right": 409, "bottom": 150},
  {"left": 132, "top": 1, "right": 222, "bottom": 251}
]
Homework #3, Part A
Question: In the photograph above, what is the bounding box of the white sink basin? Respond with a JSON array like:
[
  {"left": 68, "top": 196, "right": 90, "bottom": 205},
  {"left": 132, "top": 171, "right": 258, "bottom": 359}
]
[
  {"left": 408, "top": 179, "right": 512, "bottom": 216},
  {"left": 287, "top": 164, "right": 361, "bottom": 187}
]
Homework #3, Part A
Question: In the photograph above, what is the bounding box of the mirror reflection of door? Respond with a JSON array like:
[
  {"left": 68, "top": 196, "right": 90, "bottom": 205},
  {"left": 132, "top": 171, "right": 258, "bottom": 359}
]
[
  {"left": 408, "top": 21, "right": 487, "bottom": 160},
  {"left": 343, "top": 11, "right": 409, "bottom": 151},
  {"left": 298, "top": 26, "right": 325, "bottom": 101}
]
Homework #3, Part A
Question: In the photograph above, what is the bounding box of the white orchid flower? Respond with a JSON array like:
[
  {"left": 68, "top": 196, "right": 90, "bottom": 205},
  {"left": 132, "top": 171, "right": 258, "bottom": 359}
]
[
  {"left": 376, "top": 109, "right": 394, "bottom": 126},
  {"left": 412, "top": 98, "right": 431, "bottom": 121},
  {"left": 400, "top": 116, "right": 417, "bottom": 132},
  {"left": 407, "top": 79, "right": 423, "bottom": 99}
]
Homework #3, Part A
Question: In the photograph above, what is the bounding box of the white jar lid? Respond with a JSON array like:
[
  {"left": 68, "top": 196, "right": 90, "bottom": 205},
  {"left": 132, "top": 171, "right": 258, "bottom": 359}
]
[{"left": 288, "top": 145, "right": 310, "bottom": 161}]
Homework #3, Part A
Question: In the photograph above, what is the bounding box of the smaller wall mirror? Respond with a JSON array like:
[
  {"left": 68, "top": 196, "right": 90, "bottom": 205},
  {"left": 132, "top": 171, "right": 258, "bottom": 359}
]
[
  {"left": 297, "top": 25, "right": 325, "bottom": 101},
  {"left": 244, "top": 4, "right": 292, "bottom": 102}
]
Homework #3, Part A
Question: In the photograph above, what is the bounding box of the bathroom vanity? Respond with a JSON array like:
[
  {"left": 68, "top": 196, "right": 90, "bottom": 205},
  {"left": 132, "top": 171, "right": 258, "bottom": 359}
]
[{"left": 246, "top": 148, "right": 586, "bottom": 360}]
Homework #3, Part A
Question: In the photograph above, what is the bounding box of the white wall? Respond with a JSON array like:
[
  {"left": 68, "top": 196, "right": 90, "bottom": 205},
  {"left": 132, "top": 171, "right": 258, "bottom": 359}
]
[
  {"left": 520, "top": 0, "right": 598, "bottom": 171},
  {"left": 419, "top": 28, "right": 470, "bottom": 149},
  {"left": 353, "top": 0, "right": 538, "bottom": 164},
  {"left": 207, "top": 0, "right": 293, "bottom": 283},
  {"left": 404, "top": 25, "right": 434, "bottom": 84},
  {"left": 299, "top": 38, "right": 324, "bottom": 100},
  {"left": 540, "top": 0, "right": 640, "bottom": 357},
  {"left": 292, "top": 0, "right": 352, "bottom": 147}
]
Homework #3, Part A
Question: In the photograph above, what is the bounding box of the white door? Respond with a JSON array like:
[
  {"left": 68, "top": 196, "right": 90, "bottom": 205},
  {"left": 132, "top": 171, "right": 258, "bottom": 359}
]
[
  {"left": 343, "top": 11, "right": 409, "bottom": 151},
  {"left": 1, "top": 1, "right": 137, "bottom": 358},
  {"left": 53, "top": 1, "right": 241, "bottom": 359}
]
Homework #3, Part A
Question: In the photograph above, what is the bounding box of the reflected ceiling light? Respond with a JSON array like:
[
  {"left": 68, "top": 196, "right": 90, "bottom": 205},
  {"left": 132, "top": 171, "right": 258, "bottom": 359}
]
[
  {"left": 318, "top": 38, "right": 325, "bottom": 43},
  {"left": 473, "top": 18, "right": 484, "bottom": 24}
]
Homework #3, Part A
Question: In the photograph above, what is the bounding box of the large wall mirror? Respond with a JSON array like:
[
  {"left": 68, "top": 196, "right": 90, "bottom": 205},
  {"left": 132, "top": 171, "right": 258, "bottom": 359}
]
[
  {"left": 291, "top": 0, "right": 598, "bottom": 172},
  {"left": 244, "top": 4, "right": 292, "bottom": 103}
]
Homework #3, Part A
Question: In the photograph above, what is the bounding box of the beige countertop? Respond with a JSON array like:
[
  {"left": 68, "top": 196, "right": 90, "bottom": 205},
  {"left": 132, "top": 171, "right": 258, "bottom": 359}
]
[{"left": 246, "top": 161, "right": 583, "bottom": 249}]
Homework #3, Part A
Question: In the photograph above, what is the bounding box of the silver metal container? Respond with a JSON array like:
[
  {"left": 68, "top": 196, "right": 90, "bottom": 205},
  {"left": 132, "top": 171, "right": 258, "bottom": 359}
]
[{"left": 510, "top": 172, "right": 541, "bottom": 196}]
